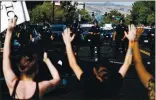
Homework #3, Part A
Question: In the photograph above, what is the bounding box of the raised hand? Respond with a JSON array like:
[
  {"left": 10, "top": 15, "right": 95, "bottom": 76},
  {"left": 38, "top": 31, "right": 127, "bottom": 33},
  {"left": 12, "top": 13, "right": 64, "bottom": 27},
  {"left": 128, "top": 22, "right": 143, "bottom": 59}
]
[
  {"left": 136, "top": 25, "right": 144, "bottom": 40},
  {"left": 8, "top": 16, "right": 17, "bottom": 32},
  {"left": 62, "top": 28, "right": 75, "bottom": 45},
  {"left": 43, "top": 52, "right": 48, "bottom": 62},
  {"left": 124, "top": 24, "right": 136, "bottom": 42}
]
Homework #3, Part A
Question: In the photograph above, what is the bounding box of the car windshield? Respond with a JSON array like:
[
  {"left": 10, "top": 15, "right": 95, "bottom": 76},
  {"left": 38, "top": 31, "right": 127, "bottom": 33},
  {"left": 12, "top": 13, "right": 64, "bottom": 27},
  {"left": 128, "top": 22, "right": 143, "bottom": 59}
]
[
  {"left": 51, "top": 27, "right": 64, "bottom": 31},
  {"left": 81, "top": 27, "right": 92, "bottom": 32},
  {"left": 142, "top": 29, "right": 151, "bottom": 36},
  {"left": 101, "top": 30, "right": 113, "bottom": 34}
]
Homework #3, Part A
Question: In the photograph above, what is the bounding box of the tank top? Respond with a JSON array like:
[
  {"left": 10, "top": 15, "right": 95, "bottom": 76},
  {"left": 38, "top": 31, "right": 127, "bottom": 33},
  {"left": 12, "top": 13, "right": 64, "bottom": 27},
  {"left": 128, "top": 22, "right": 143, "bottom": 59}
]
[{"left": 11, "top": 80, "right": 39, "bottom": 100}]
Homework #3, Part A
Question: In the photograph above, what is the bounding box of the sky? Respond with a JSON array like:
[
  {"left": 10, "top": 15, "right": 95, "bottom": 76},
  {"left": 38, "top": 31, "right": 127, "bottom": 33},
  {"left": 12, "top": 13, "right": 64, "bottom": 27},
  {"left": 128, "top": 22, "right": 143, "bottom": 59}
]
[
  {"left": 86, "top": 2, "right": 135, "bottom": 6},
  {"left": 113, "top": 2, "right": 134, "bottom": 6}
]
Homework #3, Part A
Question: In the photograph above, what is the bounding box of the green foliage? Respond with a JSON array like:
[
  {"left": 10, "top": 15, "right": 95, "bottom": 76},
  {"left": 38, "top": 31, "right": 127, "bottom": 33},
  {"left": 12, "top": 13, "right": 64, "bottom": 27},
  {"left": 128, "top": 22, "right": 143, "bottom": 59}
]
[
  {"left": 79, "top": 9, "right": 93, "bottom": 23},
  {"left": 30, "top": 2, "right": 52, "bottom": 24},
  {"left": 60, "top": 1, "right": 77, "bottom": 24},
  {"left": 125, "top": 14, "right": 132, "bottom": 25},
  {"left": 131, "top": 1, "right": 155, "bottom": 25},
  {"left": 29, "top": 1, "right": 77, "bottom": 24},
  {"left": 100, "top": 10, "right": 124, "bottom": 26}
]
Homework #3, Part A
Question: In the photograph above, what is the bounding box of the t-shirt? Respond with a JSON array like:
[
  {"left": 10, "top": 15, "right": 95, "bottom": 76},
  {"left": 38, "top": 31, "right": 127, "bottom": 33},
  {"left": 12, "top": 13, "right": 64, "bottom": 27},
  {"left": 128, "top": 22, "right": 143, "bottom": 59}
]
[
  {"left": 115, "top": 24, "right": 128, "bottom": 40},
  {"left": 80, "top": 72, "right": 123, "bottom": 99}
]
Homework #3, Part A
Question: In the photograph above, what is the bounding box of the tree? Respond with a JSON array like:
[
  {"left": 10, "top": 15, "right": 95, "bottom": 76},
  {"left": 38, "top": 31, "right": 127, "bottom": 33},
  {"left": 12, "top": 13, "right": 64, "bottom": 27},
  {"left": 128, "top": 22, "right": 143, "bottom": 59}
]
[
  {"left": 60, "top": 1, "right": 77, "bottom": 24},
  {"left": 79, "top": 9, "right": 93, "bottom": 23},
  {"left": 29, "top": 2, "right": 53, "bottom": 24},
  {"left": 29, "top": 1, "right": 78, "bottom": 25},
  {"left": 100, "top": 10, "right": 124, "bottom": 26},
  {"left": 131, "top": 1, "right": 155, "bottom": 25},
  {"left": 125, "top": 14, "right": 132, "bottom": 25}
]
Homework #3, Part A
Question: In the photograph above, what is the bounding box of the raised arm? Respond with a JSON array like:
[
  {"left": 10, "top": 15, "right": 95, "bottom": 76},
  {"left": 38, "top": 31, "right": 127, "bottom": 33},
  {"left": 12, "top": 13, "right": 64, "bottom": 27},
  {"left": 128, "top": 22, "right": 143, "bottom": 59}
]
[
  {"left": 118, "top": 24, "right": 136, "bottom": 78},
  {"left": 133, "top": 41, "right": 153, "bottom": 87},
  {"left": 62, "top": 28, "right": 83, "bottom": 80},
  {"left": 113, "top": 31, "right": 116, "bottom": 41},
  {"left": 39, "top": 52, "right": 60, "bottom": 96},
  {"left": 133, "top": 26, "right": 154, "bottom": 100},
  {"left": 133, "top": 27, "right": 153, "bottom": 88},
  {"left": 3, "top": 17, "right": 18, "bottom": 90}
]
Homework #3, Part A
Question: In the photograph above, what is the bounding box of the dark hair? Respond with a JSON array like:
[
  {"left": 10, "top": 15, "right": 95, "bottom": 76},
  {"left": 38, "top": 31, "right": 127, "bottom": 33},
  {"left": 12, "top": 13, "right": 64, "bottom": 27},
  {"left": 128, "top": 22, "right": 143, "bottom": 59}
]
[
  {"left": 19, "top": 54, "right": 39, "bottom": 78},
  {"left": 97, "top": 57, "right": 116, "bottom": 73}
]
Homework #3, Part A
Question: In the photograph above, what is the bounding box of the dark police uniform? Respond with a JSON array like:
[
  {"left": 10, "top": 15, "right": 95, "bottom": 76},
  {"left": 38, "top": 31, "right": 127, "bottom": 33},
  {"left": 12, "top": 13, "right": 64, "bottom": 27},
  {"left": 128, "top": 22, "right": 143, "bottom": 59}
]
[
  {"left": 19, "top": 27, "right": 32, "bottom": 47},
  {"left": 89, "top": 25, "right": 101, "bottom": 58},
  {"left": 71, "top": 25, "right": 83, "bottom": 54},
  {"left": 114, "top": 24, "right": 128, "bottom": 54}
]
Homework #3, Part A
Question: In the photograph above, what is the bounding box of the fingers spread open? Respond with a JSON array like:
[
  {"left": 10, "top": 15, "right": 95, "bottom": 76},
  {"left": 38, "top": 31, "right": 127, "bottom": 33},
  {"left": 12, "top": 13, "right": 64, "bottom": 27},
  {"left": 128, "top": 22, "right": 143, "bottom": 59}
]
[
  {"left": 8, "top": 19, "right": 12, "bottom": 26},
  {"left": 67, "top": 28, "right": 71, "bottom": 36},
  {"left": 124, "top": 31, "right": 128, "bottom": 38},
  {"left": 131, "top": 24, "right": 134, "bottom": 31},
  {"left": 132, "top": 24, "right": 136, "bottom": 35},
  {"left": 13, "top": 16, "right": 17, "bottom": 26},
  {"left": 44, "top": 52, "right": 48, "bottom": 58},
  {"left": 71, "top": 34, "right": 75, "bottom": 41},
  {"left": 128, "top": 25, "right": 131, "bottom": 32}
]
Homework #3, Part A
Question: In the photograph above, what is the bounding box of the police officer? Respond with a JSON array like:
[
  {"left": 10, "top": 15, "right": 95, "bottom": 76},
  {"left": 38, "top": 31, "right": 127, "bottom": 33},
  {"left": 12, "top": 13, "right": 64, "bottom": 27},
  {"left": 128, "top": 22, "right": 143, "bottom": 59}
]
[
  {"left": 148, "top": 22, "right": 155, "bottom": 59},
  {"left": 71, "top": 22, "right": 83, "bottom": 54},
  {"left": 89, "top": 20, "right": 101, "bottom": 59},
  {"left": 113, "top": 18, "right": 128, "bottom": 55}
]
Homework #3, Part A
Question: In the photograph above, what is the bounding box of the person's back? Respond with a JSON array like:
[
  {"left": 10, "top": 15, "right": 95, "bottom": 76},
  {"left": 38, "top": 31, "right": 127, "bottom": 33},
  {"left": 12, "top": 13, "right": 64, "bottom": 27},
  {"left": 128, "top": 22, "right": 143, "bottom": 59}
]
[
  {"left": 62, "top": 27, "right": 133, "bottom": 100},
  {"left": 3, "top": 17, "right": 60, "bottom": 100},
  {"left": 80, "top": 65, "right": 123, "bottom": 99},
  {"left": 11, "top": 80, "right": 39, "bottom": 100}
]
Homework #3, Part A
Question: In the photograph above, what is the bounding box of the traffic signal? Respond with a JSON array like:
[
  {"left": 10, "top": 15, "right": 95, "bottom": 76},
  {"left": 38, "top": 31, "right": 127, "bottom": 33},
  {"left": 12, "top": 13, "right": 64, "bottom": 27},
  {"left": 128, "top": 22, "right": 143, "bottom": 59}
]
[
  {"left": 104, "top": 12, "right": 107, "bottom": 16},
  {"left": 92, "top": 12, "right": 94, "bottom": 17}
]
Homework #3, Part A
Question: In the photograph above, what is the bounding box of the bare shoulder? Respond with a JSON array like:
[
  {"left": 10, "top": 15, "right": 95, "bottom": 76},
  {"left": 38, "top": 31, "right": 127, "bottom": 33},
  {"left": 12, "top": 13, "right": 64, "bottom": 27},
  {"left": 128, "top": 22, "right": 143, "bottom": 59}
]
[{"left": 38, "top": 81, "right": 55, "bottom": 96}]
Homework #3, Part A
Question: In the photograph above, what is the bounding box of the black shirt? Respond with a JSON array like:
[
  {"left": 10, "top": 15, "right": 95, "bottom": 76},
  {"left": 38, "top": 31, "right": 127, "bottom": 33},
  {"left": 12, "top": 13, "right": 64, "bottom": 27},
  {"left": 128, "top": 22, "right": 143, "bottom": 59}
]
[
  {"left": 90, "top": 26, "right": 100, "bottom": 34},
  {"left": 80, "top": 72, "right": 123, "bottom": 99},
  {"left": 115, "top": 24, "right": 128, "bottom": 40}
]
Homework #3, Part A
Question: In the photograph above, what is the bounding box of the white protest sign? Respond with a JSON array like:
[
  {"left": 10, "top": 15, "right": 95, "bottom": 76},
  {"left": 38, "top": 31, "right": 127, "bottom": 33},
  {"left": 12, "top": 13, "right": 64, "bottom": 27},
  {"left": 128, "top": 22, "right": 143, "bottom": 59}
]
[{"left": 0, "top": 1, "right": 30, "bottom": 33}]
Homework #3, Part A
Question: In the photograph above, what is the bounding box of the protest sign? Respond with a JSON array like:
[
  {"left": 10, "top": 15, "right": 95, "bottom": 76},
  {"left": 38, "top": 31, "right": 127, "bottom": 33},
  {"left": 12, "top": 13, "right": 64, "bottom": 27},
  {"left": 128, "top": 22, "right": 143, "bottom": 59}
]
[{"left": 0, "top": 1, "right": 30, "bottom": 33}]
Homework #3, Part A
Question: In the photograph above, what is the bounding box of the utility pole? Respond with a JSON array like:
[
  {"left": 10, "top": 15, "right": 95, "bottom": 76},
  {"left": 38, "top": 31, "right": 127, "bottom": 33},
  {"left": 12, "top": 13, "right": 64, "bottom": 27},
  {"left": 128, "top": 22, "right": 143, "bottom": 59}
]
[
  {"left": 52, "top": 1, "right": 55, "bottom": 24},
  {"left": 83, "top": 2, "right": 85, "bottom": 9}
]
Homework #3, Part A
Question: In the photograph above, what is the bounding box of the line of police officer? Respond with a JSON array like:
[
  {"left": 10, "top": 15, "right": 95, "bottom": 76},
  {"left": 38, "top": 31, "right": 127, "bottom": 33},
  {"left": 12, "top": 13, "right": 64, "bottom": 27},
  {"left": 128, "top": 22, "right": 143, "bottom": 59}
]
[{"left": 71, "top": 18, "right": 129, "bottom": 60}]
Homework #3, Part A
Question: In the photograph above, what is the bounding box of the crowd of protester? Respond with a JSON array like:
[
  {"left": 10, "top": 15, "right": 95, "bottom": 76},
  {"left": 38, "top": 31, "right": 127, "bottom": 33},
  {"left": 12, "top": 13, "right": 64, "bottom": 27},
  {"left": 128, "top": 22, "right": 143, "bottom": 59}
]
[{"left": 1, "top": 16, "right": 155, "bottom": 100}]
